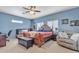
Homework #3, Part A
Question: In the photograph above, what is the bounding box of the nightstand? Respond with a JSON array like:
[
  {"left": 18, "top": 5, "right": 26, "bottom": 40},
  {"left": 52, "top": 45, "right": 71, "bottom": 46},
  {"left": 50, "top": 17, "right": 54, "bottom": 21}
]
[{"left": 50, "top": 34, "right": 57, "bottom": 41}]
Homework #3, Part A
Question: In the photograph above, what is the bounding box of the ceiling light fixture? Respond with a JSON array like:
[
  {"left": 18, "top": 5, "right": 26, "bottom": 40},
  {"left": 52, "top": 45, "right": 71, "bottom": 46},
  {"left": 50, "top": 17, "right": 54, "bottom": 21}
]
[
  {"left": 23, "top": 6, "right": 40, "bottom": 15},
  {"left": 29, "top": 11, "right": 35, "bottom": 15}
]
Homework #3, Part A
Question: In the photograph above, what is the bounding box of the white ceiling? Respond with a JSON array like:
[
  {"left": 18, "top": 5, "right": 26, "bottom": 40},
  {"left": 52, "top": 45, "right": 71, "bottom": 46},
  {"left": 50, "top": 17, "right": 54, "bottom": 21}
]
[{"left": 0, "top": 6, "right": 78, "bottom": 19}]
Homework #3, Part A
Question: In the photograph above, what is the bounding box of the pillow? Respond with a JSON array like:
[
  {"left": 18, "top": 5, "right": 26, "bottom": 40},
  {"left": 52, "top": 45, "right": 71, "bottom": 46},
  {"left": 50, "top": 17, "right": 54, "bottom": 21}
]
[
  {"left": 37, "top": 27, "right": 43, "bottom": 32},
  {"left": 29, "top": 31, "right": 36, "bottom": 37},
  {"left": 70, "top": 33, "right": 79, "bottom": 41},
  {"left": 43, "top": 30, "right": 50, "bottom": 32},
  {"left": 21, "top": 30, "right": 28, "bottom": 32},
  {"left": 58, "top": 32, "right": 69, "bottom": 39},
  {"left": 37, "top": 28, "right": 43, "bottom": 31}
]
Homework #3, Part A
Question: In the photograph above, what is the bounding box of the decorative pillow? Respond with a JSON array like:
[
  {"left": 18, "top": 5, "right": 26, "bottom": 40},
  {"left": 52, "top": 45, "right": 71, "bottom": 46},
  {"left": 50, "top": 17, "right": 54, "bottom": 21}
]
[
  {"left": 43, "top": 30, "right": 50, "bottom": 32},
  {"left": 58, "top": 32, "right": 69, "bottom": 39},
  {"left": 29, "top": 31, "right": 36, "bottom": 37},
  {"left": 22, "top": 30, "right": 28, "bottom": 32}
]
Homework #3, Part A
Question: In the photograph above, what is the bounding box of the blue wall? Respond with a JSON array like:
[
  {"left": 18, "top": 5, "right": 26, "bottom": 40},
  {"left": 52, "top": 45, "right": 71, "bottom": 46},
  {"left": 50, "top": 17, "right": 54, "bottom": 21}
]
[
  {"left": 0, "top": 7, "right": 79, "bottom": 38},
  {"left": 0, "top": 12, "right": 31, "bottom": 38},
  {"left": 34, "top": 7, "right": 79, "bottom": 33}
]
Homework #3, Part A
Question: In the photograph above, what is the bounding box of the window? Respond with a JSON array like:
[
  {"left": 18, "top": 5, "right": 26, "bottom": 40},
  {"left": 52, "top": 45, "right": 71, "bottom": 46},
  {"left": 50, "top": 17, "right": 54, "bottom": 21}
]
[
  {"left": 11, "top": 19, "right": 23, "bottom": 24},
  {"left": 36, "top": 22, "right": 44, "bottom": 30},
  {"left": 47, "top": 20, "right": 58, "bottom": 32},
  {"left": 52, "top": 20, "right": 58, "bottom": 32},
  {"left": 47, "top": 21, "right": 53, "bottom": 29}
]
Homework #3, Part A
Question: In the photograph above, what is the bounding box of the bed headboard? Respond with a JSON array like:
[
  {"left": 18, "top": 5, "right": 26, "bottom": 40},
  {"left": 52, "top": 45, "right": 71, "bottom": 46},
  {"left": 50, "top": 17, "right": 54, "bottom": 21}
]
[{"left": 38, "top": 23, "right": 52, "bottom": 32}]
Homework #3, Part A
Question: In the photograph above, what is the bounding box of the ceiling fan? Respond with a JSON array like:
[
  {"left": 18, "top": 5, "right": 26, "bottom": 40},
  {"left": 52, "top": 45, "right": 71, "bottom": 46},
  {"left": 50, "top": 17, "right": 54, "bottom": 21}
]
[{"left": 23, "top": 6, "right": 41, "bottom": 15}]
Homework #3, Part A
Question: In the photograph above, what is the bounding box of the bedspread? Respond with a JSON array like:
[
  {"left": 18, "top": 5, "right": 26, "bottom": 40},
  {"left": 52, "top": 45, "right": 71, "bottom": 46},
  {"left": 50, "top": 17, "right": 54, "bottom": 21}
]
[{"left": 19, "top": 31, "right": 53, "bottom": 46}]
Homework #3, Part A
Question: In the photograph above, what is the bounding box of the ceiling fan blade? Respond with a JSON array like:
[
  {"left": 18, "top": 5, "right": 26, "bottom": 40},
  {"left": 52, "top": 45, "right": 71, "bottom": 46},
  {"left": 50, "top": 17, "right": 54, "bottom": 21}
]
[
  {"left": 23, "top": 7, "right": 30, "bottom": 10},
  {"left": 34, "top": 10, "right": 40, "bottom": 12},
  {"left": 23, "top": 11, "right": 30, "bottom": 14},
  {"left": 25, "top": 11, "right": 30, "bottom": 13}
]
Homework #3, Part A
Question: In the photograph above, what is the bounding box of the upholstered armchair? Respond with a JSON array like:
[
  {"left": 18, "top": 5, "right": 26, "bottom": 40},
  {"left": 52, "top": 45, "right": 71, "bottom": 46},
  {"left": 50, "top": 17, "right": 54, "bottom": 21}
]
[
  {"left": 0, "top": 34, "right": 6, "bottom": 47},
  {"left": 57, "top": 32, "right": 79, "bottom": 51}
]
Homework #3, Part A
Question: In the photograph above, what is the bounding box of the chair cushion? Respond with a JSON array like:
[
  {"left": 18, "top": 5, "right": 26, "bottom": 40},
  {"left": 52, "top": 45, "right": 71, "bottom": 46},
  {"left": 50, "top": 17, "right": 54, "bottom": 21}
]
[{"left": 70, "top": 33, "right": 79, "bottom": 42}]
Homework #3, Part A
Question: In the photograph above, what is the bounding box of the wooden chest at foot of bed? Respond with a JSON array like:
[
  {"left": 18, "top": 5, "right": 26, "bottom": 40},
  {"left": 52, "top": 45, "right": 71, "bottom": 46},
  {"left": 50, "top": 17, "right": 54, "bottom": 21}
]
[{"left": 18, "top": 37, "right": 34, "bottom": 49}]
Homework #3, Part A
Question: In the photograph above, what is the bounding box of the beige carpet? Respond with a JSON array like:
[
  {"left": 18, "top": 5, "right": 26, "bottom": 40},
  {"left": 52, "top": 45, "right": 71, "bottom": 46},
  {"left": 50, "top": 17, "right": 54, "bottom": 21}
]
[{"left": 0, "top": 38, "right": 77, "bottom": 53}]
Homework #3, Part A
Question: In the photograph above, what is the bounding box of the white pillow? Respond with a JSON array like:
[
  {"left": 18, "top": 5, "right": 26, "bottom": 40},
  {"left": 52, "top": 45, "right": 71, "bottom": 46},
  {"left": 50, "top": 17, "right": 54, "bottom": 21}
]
[
  {"left": 58, "top": 32, "right": 69, "bottom": 39},
  {"left": 22, "top": 30, "right": 28, "bottom": 32},
  {"left": 70, "top": 33, "right": 79, "bottom": 41}
]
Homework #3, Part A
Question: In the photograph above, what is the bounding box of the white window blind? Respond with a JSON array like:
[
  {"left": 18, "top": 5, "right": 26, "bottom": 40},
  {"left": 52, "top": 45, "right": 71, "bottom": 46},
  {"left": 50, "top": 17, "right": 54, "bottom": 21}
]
[
  {"left": 36, "top": 22, "right": 44, "bottom": 30},
  {"left": 47, "top": 21, "right": 53, "bottom": 29},
  {"left": 47, "top": 20, "right": 58, "bottom": 32},
  {"left": 11, "top": 19, "right": 23, "bottom": 24}
]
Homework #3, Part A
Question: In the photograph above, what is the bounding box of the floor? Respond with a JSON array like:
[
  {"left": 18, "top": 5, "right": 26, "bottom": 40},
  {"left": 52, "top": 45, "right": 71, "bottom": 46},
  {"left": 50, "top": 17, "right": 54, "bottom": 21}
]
[{"left": 0, "top": 38, "right": 77, "bottom": 53}]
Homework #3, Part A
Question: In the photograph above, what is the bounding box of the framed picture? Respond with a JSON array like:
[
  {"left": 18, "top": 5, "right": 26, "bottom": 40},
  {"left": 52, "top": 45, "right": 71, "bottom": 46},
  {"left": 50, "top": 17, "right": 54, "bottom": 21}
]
[
  {"left": 62, "top": 19, "right": 69, "bottom": 24},
  {"left": 70, "top": 20, "right": 79, "bottom": 26},
  {"left": 75, "top": 20, "right": 79, "bottom": 26},
  {"left": 70, "top": 20, "right": 75, "bottom": 26}
]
